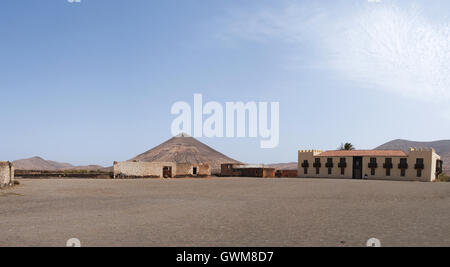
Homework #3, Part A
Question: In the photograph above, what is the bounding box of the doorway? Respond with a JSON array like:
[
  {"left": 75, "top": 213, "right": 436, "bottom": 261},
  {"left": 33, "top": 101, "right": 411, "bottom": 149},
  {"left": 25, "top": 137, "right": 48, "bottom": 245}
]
[
  {"left": 353, "top": 157, "right": 363, "bottom": 179},
  {"left": 193, "top": 167, "right": 198, "bottom": 176},
  {"left": 163, "top": 166, "right": 172, "bottom": 178}
]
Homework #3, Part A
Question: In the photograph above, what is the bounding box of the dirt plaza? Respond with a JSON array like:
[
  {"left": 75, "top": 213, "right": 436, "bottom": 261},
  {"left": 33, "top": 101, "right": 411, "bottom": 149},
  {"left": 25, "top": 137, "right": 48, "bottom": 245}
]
[{"left": 1, "top": 178, "right": 449, "bottom": 247}]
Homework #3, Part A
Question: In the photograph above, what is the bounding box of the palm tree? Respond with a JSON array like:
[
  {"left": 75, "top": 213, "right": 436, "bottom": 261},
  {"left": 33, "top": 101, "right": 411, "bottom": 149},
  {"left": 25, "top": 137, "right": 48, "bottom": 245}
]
[{"left": 339, "top": 143, "right": 355, "bottom": 151}]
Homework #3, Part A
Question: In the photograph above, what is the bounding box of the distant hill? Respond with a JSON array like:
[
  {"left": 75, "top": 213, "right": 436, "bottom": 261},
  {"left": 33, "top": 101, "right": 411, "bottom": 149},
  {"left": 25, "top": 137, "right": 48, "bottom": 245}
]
[
  {"left": 100, "top": 166, "right": 114, "bottom": 172},
  {"left": 376, "top": 139, "right": 450, "bottom": 174},
  {"left": 267, "top": 162, "right": 297, "bottom": 170},
  {"left": 130, "top": 134, "right": 240, "bottom": 173},
  {"left": 13, "top": 157, "right": 72, "bottom": 170},
  {"left": 12, "top": 156, "right": 104, "bottom": 171}
]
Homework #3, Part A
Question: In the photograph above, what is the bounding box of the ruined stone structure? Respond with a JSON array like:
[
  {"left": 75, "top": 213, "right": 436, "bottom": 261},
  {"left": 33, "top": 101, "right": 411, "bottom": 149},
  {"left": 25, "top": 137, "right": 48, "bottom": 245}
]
[
  {"left": 221, "top": 164, "right": 276, "bottom": 178},
  {"left": 0, "top": 161, "right": 15, "bottom": 187},
  {"left": 298, "top": 148, "right": 442, "bottom": 182},
  {"left": 129, "top": 134, "right": 239, "bottom": 175},
  {"left": 113, "top": 161, "right": 211, "bottom": 178}
]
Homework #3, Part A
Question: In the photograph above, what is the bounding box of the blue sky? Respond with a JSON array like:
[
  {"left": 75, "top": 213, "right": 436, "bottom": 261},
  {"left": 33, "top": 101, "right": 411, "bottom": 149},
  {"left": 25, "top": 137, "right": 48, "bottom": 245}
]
[{"left": 1, "top": 0, "right": 449, "bottom": 166}]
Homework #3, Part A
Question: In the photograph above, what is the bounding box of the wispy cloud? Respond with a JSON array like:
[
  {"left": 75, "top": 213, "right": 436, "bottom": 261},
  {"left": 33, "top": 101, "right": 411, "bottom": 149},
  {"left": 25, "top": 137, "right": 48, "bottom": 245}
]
[{"left": 222, "top": 0, "right": 450, "bottom": 101}]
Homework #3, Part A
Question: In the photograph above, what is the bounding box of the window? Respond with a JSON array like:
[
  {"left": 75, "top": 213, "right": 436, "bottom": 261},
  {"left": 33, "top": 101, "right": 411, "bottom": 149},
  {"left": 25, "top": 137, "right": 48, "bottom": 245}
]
[
  {"left": 415, "top": 158, "right": 424, "bottom": 178},
  {"left": 436, "top": 160, "right": 443, "bottom": 176},
  {"left": 301, "top": 160, "right": 309, "bottom": 175},
  {"left": 326, "top": 158, "right": 333, "bottom": 175},
  {"left": 398, "top": 158, "right": 408, "bottom": 177},
  {"left": 313, "top": 158, "right": 321, "bottom": 175},
  {"left": 338, "top": 158, "right": 346, "bottom": 175},
  {"left": 368, "top": 158, "right": 377, "bottom": 176},
  {"left": 384, "top": 158, "right": 393, "bottom": 176}
]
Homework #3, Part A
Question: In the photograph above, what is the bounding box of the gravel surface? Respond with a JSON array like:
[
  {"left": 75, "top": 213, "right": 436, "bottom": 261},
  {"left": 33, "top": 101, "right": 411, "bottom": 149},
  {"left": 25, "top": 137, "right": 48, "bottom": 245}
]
[{"left": 1, "top": 178, "right": 449, "bottom": 247}]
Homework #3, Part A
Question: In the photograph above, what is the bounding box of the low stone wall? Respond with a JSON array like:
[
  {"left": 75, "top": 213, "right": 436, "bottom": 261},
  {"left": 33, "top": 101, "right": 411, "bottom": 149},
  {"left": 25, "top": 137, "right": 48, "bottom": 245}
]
[
  {"left": 15, "top": 170, "right": 112, "bottom": 179},
  {"left": 0, "top": 162, "right": 14, "bottom": 188},
  {"left": 220, "top": 164, "right": 276, "bottom": 178},
  {"left": 276, "top": 170, "right": 298, "bottom": 178}
]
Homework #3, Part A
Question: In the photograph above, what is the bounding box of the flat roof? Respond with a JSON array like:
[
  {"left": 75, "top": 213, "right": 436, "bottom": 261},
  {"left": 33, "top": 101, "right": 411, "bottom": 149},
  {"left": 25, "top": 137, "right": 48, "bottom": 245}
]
[{"left": 317, "top": 150, "right": 407, "bottom": 157}]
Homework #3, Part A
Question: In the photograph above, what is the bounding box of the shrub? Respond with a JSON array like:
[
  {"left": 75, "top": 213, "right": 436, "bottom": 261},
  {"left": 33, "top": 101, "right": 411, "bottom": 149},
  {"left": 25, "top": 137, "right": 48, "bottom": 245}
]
[{"left": 438, "top": 173, "right": 450, "bottom": 182}]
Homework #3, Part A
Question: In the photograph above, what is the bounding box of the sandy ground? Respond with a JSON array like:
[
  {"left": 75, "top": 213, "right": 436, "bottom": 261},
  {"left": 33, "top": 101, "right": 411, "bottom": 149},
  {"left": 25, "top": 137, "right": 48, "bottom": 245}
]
[{"left": 0, "top": 178, "right": 449, "bottom": 247}]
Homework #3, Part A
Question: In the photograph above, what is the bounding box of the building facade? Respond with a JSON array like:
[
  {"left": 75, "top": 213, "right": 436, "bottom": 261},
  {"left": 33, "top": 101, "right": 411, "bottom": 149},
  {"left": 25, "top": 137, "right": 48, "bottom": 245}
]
[
  {"left": 113, "top": 161, "right": 211, "bottom": 178},
  {"left": 0, "top": 161, "right": 15, "bottom": 187},
  {"left": 221, "top": 164, "right": 276, "bottom": 178},
  {"left": 298, "top": 148, "right": 442, "bottom": 182}
]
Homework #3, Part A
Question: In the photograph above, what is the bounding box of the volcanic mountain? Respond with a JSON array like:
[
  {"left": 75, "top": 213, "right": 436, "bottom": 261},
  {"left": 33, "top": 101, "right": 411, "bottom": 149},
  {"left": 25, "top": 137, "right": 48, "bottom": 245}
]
[
  {"left": 376, "top": 139, "right": 450, "bottom": 174},
  {"left": 130, "top": 134, "right": 240, "bottom": 173}
]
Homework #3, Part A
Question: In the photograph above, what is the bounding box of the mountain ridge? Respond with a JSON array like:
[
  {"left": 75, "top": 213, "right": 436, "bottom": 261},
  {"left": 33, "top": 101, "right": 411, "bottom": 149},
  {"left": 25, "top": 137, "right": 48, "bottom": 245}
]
[{"left": 12, "top": 156, "right": 104, "bottom": 171}]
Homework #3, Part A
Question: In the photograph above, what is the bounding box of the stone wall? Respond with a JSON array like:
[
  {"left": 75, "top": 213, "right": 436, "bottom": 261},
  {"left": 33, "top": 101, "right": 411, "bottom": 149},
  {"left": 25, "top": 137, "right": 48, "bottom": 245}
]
[
  {"left": 298, "top": 151, "right": 353, "bottom": 179},
  {"left": 113, "top": 162, "right": 176, "bottom": 178},
  {"left": 0, "top": 162, "right": 14, "bottom": 187},
  {"left": 175, "top": 163, "right": 211, "bottom": 177},
  {"left": 220, "top": 164, "right": 276, "bottom": 178},
  {"left": 275, "top": 170, "right": 298, "bottom": 178},
  {"left": 113, "top": 161, "right": 211, "bottom": 178},
  {"left": 198, "top": 164, "right": 211, "bottom": 176}
]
